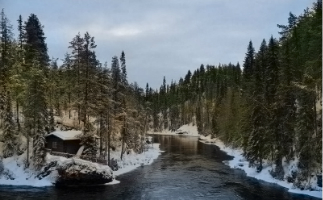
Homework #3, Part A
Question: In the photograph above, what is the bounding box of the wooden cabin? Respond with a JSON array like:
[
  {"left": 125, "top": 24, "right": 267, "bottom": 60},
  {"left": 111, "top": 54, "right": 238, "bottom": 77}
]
[{"left": 45, "top": 131, "right": 82, "bottom": 155}]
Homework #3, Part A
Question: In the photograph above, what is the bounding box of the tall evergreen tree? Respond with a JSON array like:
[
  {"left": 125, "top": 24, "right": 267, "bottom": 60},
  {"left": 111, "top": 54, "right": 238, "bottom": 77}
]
[
  {"left": 24, "top": 14, "right": 49, "bottom": 69},
  {"left": 69, "top": 33, "right": 84, "bottom": 124},
  {"left": 120, "top": 51, "right": 127, "bottom": 86},
  {"left": 242, "top": 41, "right": 255, "bottom": 86},
  {"left": 23, "top": 63, "right": 48, "bottom": 169},
  {"left": 0, "top": 9, "right": 13, "bottom": 91},
  {"left": 81, "top": 32, "right": 97, "bottom": 127},
  {"left": 244, "top": 39, "right": 268, "bottom": 171},
  {"left": 2, "top": 92, "right": 17, "bottom": 158}
]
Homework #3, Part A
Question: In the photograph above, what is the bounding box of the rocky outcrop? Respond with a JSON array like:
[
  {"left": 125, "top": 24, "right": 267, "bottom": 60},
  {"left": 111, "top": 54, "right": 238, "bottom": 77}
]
[
  {"left": 55, "top": 158, "right": 113, "bottom": 187},
  {"left": 38, "top": 158, "right": 113, "bottom": 187}
]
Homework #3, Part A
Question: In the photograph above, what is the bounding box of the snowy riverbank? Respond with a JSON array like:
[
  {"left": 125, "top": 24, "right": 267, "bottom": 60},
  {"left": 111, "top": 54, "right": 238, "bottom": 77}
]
[
  {"left": 0, "top": 143, "right": 162, "bottom": 187},
  {"left": 199, "top": 135, "right": 322, "bottom": 199},
  {"left": 0, "top": 152, "right": 54, "bottom": 187},
  {"left": 112, "top": 143, "right": 163, "bottom": 177},
  {"left": 147, "top": 124, "right": 199, "bottom": 136}
]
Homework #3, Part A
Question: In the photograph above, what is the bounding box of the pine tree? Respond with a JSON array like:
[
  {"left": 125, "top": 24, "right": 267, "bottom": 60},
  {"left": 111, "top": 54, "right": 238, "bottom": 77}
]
[
  {"left": 0, "top": 9, "right": 14, "bottom": 91},
  {"left": 68, "top": 33, "right": 84, "bottom": 124},
  {"left": 23, "top": 64, "right": 48, "bottom": 169},
  {"left": 2, "top": 92, "right": 17, "bottom": 158},
  {"left": 81, "top": 32, "right": 98, "bottom": 127},
  {"left": 120, "top": 51, "right": 127, "bottom": 87},
  {"left": 11, "top": 15, "right": 25, "bottom": 130},
  {"left": 0, "top": 10, "right": 14, "bottom": 129},
  {"left": 295, "top": 89, "right": 316, "bottom": 185},
  {"left": 60, "top": 53, "right": 73, "bottom": 118},
  {"left": 211, "top": 104, "right": 219, "bottom": 138},
  {"left": 111, "top": 56, "right": 121, "bottom": 113},
  {"left": 94, "top": 63, "right": 113, "bottom": 158},
  {"left": 244, "top": 39, "right": 268, "bottom": 171},
  {"left": 264, "top": 36, "right": 284, "bottom": 179},
  {"left": 242, "top": 41, "right": 255, "bottom": 87},
  {"left": 195, "top": 99, "right": 203, "bottom": 135},
  {"left": 79, "top": 121, "right": 98, "bottom": 159},
  {"left": 24, "top": 14, "right": 49, "bottom": 70}
]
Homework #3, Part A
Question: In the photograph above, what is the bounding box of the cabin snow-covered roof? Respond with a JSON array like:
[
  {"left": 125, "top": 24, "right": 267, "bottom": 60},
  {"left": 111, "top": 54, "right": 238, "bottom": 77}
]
[
  {"left": 46, "top": 130, "right": 100, "bottom": 140},
  {"left": 46, "top": 130, "right": 82, "bottom": 140}
]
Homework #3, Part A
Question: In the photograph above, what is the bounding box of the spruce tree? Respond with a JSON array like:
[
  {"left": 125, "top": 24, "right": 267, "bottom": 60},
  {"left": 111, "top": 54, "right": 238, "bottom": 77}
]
[
  {"left": 120, "top": 51, "right": 127, "bottom": 87},
  {"left": 11, "top": 15, "right": 25, "bottom": 130},
  {"left": 2, "top": 92, "right": 17, "bottom": 158},
  {"left": 242, "top": 41, "right": 255, "bottom": 87},
  {"left": 24, "top": 14, "right": 49, "bottom": 70},
  {"left": 244, "top": 39, "right": 268, "bottom": 171},
  {"left": 296, "top": 89, "right": 316, "bottom": 185},
  {"left": 23, "top": 64, "right": 47, "bottom": 169},
  {"left": 79, "top": 122, "right": 97, "bottom": 159},
  {"left": 68, "top": 33, "right": 84, "bottom": 124},
  {"left": 0, "top": 9, "right": 13, "bottom": 91}
]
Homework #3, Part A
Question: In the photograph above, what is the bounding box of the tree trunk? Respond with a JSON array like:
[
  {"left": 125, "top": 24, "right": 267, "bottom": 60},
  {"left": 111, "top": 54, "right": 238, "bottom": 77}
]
[
  {"left": 107, "top": 113, "right": 111, "bottom": 166},
  {"left": 120, "top": 135, "right": 125, "bottom": 160},
  {"left": 16, "top": 100, "right": 20, "bottom": 131},
  {"left": 142, "top": 114, "right": 148, "bottom": 153},
  {"left": 314, "top": 89, "right": 317, "bottom": 137},
  {"left": 26, "top": 135, "right": 30, "bottom": 167},
  {"left": 120, "top": 115, "right": 126, "bottom": 160},
  {"left": 68, "top": 92, "right": 71, "bottom": 119},
  {"left": 99, "top": 115, "right": 103, "bottom": 156}
]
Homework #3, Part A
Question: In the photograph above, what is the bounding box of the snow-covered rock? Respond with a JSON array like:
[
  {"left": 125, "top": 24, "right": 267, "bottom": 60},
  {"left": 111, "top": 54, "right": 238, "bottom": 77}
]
[
  {"left": 0, "top": 142, "right": 162, "bottom": 187},
  {"left": 54, "top": 158, "right": 113, "bottom": 186},
  {"left": 0, "top": 152, "right": 114, "bottom": 187}
]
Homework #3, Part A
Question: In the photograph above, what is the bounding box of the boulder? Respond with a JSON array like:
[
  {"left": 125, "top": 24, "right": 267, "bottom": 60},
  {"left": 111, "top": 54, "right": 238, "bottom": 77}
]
[{"left": 46, "top": 158, "right": 113, "bottom": 187}]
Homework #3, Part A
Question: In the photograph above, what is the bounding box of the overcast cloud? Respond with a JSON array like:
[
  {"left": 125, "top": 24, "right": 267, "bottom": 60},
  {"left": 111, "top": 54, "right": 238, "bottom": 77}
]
[{"left": 2, "top": 0, "right": 315, "bottom": 89}]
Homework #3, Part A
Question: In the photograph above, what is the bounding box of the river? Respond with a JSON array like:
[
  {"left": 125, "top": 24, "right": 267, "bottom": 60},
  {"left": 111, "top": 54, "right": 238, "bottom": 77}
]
[{"left": 0, "top": 135, "right": 320, "bottom": 200}]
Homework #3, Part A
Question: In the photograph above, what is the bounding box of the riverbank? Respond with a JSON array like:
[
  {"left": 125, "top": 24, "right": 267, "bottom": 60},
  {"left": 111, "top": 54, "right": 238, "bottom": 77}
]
[
  {"left": 112, "top": 143, "right": 162, "bottom": 177},
  {"left": 199, "top": 135, "right": 322, "bottom": 199},
  {"left": 147, "top": 124, "right": 199, "bottom": 136},
  {"left": 0, "top": 143, "right": 162, "bottom": 187}
]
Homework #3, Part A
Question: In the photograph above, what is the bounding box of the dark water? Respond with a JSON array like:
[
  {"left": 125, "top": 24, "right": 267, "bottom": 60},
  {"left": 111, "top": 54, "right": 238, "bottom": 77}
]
[{"left": 0, "top": 135, "right": 320, "bottom": 200}]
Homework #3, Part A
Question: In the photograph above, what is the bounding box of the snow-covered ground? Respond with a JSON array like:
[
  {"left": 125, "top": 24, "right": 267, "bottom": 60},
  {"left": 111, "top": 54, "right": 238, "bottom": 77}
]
[
  {"left": 147, "top": 123, "right": 199, "bottom": 136},
  {"left": 112, "top": 143, "right": 163, "bottom": 176},
  {"left": 199, "top": 135, "right": 322, "bottom": 199},
  {"left": 0, "top": 152, "right": 54, "bottom": 187},
  {"left": 0, "top": 143, "right": 162, "bottom": 187}
]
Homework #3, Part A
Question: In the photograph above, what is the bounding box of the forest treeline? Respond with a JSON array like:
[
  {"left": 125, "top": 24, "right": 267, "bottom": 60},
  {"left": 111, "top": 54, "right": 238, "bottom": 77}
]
[
  {"left": 0, "top": 1, "right": 321, "bottom": 189},
  {"left": 0, "top": 11, "right": 149, "bottom": 170},
  {"left": 148, "top": 2, "right": 322, "bottom": 188}
]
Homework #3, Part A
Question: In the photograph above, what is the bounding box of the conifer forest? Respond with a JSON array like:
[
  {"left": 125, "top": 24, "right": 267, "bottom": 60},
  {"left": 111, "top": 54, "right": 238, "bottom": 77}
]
[{"left": 0, "top": 0, "right": 321, "bottom": 196}]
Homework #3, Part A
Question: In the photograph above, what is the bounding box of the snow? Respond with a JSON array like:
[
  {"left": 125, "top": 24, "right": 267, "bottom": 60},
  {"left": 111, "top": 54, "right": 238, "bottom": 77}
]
[
  {"left": 0, "top": 152, "right": 54, "bottom": 187},
  {"left": 0, "top": 142, "right": 162, "bottom": 187},
  {"left": 147, "top": 123, "right": 199, "bottom": 136},
  {"left": 112, "top": 143, "right": 163, "bottom": 176},
  {"left": 105, "top": 179, "right": 120, "bottom": 185},
  {"left": 199, "top": 135, "right": 322, "bottom": 199},
  {"left": 54, "top": 157, "right": 113, "bottom": 177},
  {"left": 46, "top": 130, "right": 82, "bottom": 140}
]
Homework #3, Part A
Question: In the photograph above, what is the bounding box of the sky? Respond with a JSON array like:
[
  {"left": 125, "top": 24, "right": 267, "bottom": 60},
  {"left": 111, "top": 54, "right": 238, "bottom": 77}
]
[{"left": 1, "top": 0, "right": 315, "bottom": 89}]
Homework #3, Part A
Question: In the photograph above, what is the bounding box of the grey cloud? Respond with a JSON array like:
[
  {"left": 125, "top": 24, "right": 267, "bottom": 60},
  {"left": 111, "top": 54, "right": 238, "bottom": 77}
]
[{"left": 2, "top": 0, "right": 315, "bottom": 89}]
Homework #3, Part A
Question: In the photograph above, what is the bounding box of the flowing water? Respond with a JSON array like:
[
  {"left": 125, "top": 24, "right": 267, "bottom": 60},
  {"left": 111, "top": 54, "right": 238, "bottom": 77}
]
[{"left": 0, "top": 135, "right": 320, "bottom": 200}]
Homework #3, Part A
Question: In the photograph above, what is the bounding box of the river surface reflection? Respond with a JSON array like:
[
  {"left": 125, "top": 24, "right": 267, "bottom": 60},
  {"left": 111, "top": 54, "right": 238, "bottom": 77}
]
[{"left": 0, "top": 135, "right": 319, "bottom": 200}]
